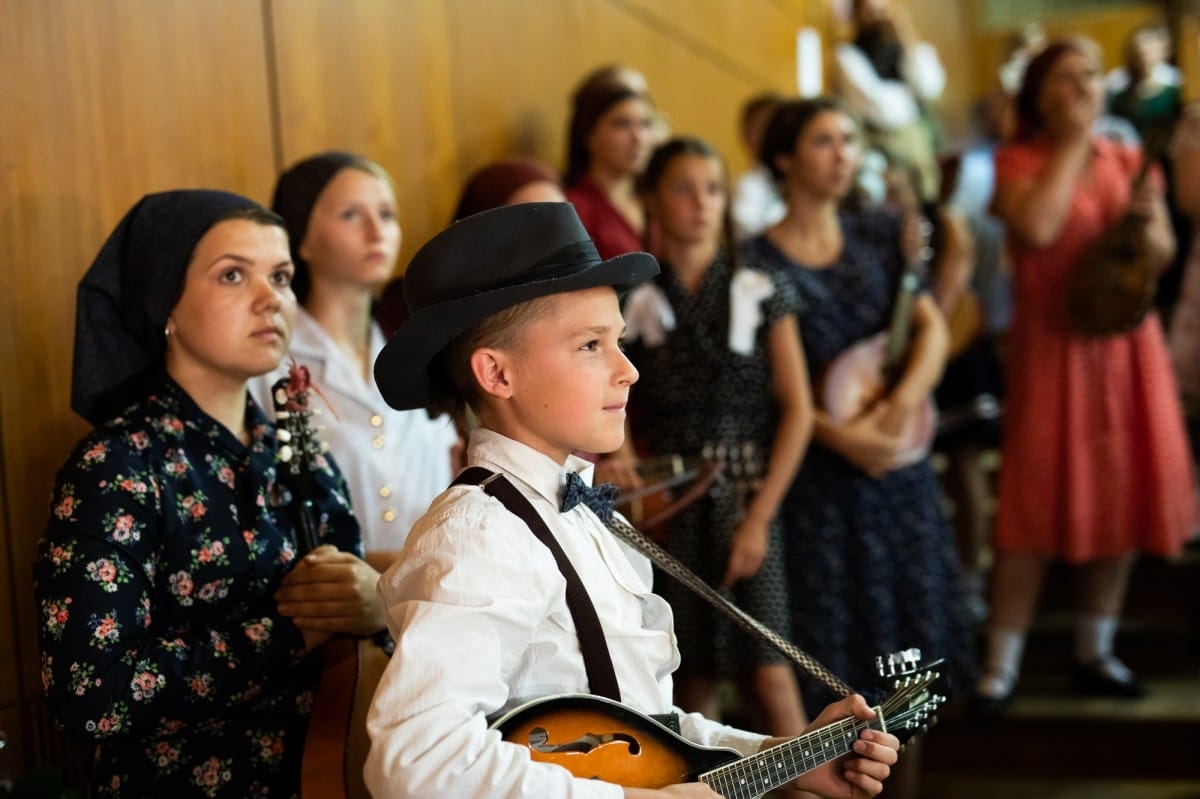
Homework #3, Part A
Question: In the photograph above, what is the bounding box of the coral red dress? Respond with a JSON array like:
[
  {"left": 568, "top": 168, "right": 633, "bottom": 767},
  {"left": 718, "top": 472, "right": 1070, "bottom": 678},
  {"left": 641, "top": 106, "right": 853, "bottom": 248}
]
[
  {"left": 566, "top": 176, "right": 643, "bottom": 259},
  {"left": 993, "top": 137, "right": 1197, "bottom": 562}
]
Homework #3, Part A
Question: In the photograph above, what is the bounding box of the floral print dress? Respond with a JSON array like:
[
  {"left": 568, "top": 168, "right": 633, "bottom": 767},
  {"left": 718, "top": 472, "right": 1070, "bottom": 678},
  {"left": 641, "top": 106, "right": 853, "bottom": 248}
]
[{"left": 34, "top": 377, "right": 360, "bottom": 798}]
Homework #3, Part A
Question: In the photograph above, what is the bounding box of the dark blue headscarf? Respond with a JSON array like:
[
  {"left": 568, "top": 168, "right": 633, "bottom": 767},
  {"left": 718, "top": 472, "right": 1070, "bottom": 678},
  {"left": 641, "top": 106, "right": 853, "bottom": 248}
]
[{"left": 72, "top": 189, "right": 267, "bottom": 425}]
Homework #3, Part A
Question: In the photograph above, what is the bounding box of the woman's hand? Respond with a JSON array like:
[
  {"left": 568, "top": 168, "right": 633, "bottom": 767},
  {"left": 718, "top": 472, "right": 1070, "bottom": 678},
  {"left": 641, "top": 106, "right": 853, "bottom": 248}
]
[
  {"left": 875, "top": 383, "right": 927, "bottom": 440},
  {"left": 275, "top": 545, "right": 386, "bottom": 639},
  {"left": 1047, "top": 88, "right": 1096, "bottom": 145},
  {"left": 1128, "top": 176, "right": 1158, "bottom": 220},
  {"left": 723, "top": 515, "right": 770, "bottom": 588},
  {"left": 899, "top": 212, "right": 932, "bottom": 266},
  {"left": 830, "top": 405, "right": 903, "bottom": 478}
]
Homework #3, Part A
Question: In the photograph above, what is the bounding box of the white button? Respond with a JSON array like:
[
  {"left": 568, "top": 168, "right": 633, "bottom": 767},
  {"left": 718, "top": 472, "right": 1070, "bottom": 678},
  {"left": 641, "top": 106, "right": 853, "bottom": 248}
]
[
  {"left": 372, "top": 435, "right": 384, "bottom": 449},
  {"left": 383, "top": 509, "right": 396, "bottom": 522},
  {"left": 370, "top": 414, "right": 383, "bottom": 427},
  {"left": 379, "top": 486, "right": 392, "bottom": 498}
]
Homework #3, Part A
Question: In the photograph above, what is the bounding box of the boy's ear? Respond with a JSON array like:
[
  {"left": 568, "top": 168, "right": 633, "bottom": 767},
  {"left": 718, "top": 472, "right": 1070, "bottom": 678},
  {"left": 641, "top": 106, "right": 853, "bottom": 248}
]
[{"left": 470, "top": 348, "right": 514, "bottom": 400}]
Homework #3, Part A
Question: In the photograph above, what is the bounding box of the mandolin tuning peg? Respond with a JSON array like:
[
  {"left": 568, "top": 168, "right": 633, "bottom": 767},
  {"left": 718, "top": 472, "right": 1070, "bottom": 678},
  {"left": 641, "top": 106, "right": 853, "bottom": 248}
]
[
  {"left": 276, "top": 429, "right": 292, "bottom": 443},
  {"left": 876, "top": 647, "right": 923, "bottom": 678},
  {"left": 279, "top": 444, "right": 294, "bottom": 463},
  {"left": 273, "top": 387, "right": 289, "bottom": 406},
  {"left": 319, "top": 441, "right": 330, "bottom": 454}
]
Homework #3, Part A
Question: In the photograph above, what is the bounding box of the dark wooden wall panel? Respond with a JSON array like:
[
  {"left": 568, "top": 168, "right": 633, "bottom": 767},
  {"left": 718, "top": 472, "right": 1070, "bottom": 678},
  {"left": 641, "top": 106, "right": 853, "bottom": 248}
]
[
  {"left": 269, "top": 0, "right": 463, "bottom": 269},
  {"left": 0, "top": 0, "right": 279, "bottom": 781}
]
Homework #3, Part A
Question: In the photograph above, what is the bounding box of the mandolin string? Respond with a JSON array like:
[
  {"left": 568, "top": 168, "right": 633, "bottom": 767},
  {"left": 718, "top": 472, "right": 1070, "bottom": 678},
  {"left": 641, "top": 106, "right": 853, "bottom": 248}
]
[{"left": 605, "top": 514, "right": 855, "bottom": 697}]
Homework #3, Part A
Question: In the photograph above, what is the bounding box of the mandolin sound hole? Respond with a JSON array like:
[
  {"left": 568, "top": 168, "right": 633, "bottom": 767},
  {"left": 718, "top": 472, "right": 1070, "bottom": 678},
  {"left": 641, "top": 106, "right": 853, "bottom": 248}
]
[{"left": 527, "top": 726, "right": 642, "bottom": 755}]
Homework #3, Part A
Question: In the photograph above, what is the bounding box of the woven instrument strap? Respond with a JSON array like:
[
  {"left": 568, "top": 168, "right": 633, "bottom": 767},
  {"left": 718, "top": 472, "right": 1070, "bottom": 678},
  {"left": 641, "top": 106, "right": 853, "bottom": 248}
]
[{"left": 605, "top": 513, "right": 855, "bottom": 697}]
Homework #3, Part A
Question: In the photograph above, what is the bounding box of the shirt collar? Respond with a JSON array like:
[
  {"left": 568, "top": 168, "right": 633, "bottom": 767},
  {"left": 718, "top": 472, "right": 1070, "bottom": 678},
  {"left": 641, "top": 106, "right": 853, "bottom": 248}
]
[
  {"left": 467, "top": 428, "right": 596, "bottom": 507},
  {"left": 288, "top": 310, "right": 387, "bottom": 396}
]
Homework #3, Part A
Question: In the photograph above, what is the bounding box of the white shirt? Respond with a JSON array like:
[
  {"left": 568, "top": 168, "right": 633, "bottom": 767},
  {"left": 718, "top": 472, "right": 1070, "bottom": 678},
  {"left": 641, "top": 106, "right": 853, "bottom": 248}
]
[
  {"left": 363, "top": 428, "right": 766, "bottom": 798},
  {"left": 250, "top": 311, "right": 458, "bottom": 551},
  {"left": 834, "top": 40, "right": 945, "bottom": 130}
]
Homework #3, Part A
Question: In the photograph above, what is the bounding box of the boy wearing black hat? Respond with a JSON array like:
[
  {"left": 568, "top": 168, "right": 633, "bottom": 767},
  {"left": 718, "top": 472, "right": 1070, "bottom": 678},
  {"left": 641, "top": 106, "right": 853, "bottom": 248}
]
[{"left": 364, "top": 203, "right": 899, "bottom": 798}]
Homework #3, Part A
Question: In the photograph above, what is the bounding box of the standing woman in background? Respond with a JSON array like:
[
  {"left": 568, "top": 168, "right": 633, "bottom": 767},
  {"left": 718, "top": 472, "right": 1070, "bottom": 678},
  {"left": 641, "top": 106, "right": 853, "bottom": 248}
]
[
  {"left": 34, "top": 190, "right": 384, "bottom": 797},
  {"left": 611, "top": 136, "right": 813, "bottom": 736},
  {"left": 256, "top": 152, "right": 459, "bottom": 571},
  {"left": 743, "top": 98, "right": 976, "bottom": 772},
  {"left": 976, "top": 37, "right": 1195, "bottom": 709},
  {"left": 564, "top": 75, "right": 658, "bottom": 258}
]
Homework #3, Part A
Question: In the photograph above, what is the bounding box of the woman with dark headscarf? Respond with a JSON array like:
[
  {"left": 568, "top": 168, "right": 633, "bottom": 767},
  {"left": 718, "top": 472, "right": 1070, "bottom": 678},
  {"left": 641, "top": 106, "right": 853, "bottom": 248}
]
[
  {"left": 564, "top": 71, "right": 658, "bottom": 259},
  {"left": 34, "top": 190, "right": 385, "bottom": 797},
  {"left": 253, "top": 152, "right": 459, "bottom": 571},
  {"left": 974, "top": 36, "right": 1194, "bottom": 711}
]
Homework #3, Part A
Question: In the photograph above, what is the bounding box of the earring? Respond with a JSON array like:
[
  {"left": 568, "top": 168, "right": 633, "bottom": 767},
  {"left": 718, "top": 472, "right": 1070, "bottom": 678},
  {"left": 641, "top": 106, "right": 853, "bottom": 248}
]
[{"left": 164, "top": 325, "right": 171, "bottom": 337}]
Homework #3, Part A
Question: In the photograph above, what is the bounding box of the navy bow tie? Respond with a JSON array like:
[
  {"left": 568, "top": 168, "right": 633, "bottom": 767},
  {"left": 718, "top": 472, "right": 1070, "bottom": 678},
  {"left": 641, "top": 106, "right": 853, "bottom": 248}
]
[{"left": 560, "top": 471, "right": 619, "bottom": 523}]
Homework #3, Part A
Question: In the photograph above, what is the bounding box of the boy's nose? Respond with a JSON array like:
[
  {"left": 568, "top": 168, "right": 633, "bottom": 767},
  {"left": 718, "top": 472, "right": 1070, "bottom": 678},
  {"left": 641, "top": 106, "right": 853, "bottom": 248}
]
[{"left": 616, "top": 349, "right": 639, "bottom": 385}]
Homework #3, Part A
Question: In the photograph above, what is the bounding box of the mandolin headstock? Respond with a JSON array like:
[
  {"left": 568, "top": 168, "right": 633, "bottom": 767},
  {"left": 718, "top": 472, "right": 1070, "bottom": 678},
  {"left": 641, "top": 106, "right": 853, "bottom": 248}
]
[
  {"left": 271, "top": 361, "right": 328, "bottom": 555},
  {"left": 875, "top": 648, "right": 947, "bottom": 748}
]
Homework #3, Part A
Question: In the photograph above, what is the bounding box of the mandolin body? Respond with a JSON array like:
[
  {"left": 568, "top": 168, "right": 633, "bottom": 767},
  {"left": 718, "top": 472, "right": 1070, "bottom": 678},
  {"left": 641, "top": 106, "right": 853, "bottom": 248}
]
[
  {"left": 494, "top": 664, "right": 944, "bottom": 797},
  {"left": 494, "top": 694, "right": 737, "bottom": 788},
  {"left": 1066, "top": 213, "right": 1156, "bottom": 337},
  {"left": 820, "top": 331, "right": 938, "bottom": 469}
]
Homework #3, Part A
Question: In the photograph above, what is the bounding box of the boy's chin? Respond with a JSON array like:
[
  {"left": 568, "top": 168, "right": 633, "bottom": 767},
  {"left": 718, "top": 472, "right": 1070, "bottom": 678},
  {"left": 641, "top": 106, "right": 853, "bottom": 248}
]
[{"left": 582, "top": 435, "right": 626, "bottom": 458}]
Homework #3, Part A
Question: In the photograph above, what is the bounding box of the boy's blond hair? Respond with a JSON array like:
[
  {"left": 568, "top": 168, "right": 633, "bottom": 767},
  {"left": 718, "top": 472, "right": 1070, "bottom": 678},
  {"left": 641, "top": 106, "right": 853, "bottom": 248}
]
[{"left": 431, "top": 294, "right": 562, "bottom": 430}]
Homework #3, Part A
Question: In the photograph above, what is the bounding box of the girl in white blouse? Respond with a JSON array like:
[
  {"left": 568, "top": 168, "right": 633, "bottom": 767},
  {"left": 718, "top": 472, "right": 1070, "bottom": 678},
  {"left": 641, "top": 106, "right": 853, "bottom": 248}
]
[{"left": 252, "top": 152, "right": 459, "bottom": 570}]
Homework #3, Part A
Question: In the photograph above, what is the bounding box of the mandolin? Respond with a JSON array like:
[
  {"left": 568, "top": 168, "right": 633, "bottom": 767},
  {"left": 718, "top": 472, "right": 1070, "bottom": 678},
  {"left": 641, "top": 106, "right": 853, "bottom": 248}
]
[
  {"left": 1065, "top": 142, "right": 1164, "bottom": 337},
  {"left": 615, "top": 454, "right": 723, "bottom": 540},
  {"left": 818, "top": 221, "right": 938, "bottom": 469},
  {"left": 272, "top": 363, "right": 390, "bottom": 799},
  {"left": 494, "top": 652, "right": 944, "bottom": 796}
]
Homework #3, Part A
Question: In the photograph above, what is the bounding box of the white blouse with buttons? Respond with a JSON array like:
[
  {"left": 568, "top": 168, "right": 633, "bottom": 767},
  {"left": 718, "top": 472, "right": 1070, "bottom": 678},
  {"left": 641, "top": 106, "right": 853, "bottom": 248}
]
[{"left": 250, "top": 310, "right": 459, "bottom": 551}]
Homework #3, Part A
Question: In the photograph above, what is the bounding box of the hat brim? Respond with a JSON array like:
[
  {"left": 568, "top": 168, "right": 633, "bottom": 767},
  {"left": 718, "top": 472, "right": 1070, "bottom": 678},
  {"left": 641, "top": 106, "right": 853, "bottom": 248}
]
[{"left": 375, "top": 250, "right": 658, "bottom": 410}]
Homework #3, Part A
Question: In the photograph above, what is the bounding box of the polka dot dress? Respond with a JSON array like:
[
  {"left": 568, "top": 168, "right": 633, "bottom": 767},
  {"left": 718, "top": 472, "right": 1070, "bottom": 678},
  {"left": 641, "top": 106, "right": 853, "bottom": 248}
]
[
  {"left": 625, "top": 251, "right": 802, "bottom": 678},
  {"left": 743, "top": 210, "right": 978, "bottom": 711}
]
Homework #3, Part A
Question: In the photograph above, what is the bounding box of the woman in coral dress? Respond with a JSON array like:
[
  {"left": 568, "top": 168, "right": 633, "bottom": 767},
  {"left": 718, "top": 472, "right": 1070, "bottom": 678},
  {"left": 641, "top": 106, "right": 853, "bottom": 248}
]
[{"left": 975, "top": 37, "right": 1196, "bottom": 710}]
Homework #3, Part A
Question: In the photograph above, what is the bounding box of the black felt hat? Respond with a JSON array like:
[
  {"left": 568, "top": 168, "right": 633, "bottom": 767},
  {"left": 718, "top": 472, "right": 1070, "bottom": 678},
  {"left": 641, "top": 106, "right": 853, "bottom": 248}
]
[
  {"left": 374, "top": 202, "right": 657, "bottom": 411},
  {"left": 72, "top": 189, "right": 266, "bottom": 426}
]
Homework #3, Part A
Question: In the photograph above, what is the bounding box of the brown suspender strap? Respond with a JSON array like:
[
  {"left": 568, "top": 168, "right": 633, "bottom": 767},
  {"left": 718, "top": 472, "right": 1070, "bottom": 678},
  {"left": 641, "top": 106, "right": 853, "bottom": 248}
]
[{"left": 453, "top": 467, "right": 622, "bottom": 703}]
